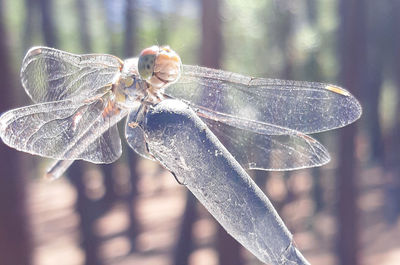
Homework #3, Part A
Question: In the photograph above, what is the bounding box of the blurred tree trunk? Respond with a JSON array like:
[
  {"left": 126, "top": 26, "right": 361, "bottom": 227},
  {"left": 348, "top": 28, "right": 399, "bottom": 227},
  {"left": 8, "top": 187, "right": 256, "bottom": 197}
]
[
  {"left": 102, "top": 164, "right": 117, "bottom": 203},
  {"left": 274, "top": 4, "right": 293, "bottom": 80},
  {"left": 304, "top": 0, "right": 325, "bottom": 213},
  {"left": 124, "top": 0, "right": 136, "bottom": 57},
  {"left": 363, "top": 0, "right": 390, "bottom": 164},
  {"left": 337, "top": 0, "right": 366, "bottom": 264},
  {"left": 390, "top": 0, "right": 400, "bottom": 219},
  {"left": 102, "top": 0, "right": 120, "bottom": 55},
  {"left": 39, "top": 0, "right": 58, "bottom": 47},
  {"left": 172, "top": 191, "right": 197, "bottom": 265},
  {"left": 254, "top": 0, "right": 298, "bottom": 214},
  {"left": 156, "top": 7, "right": 168, "bottom": 45},
  {"left": 68, "top": 4, "right": 104, "bottom": 264},
  {"left": 262, "top": 0, "right": 297, "bottom": 213},
  {"left": 126, "top": 151, "right": 140, "bottom": 250},
  {"left": 172, "top": 1, "right": 242, "bottom": 264},
  {"left": 391, "top": 0, "right": 400, "bottom": 161},
  {"left": 170, "top": 0, "right": 204, "bottom": 261},
  {"left": 306, "top": 0, "right": 317, "bottom": 24},
  {"left": 77, "top": 0, "right": 91, "bottom": 52},
  {"left": 0, "top": 1, "right": 32, "bottom": 264},
  {"left": 365, "top": 64, "right": 383, "bottom": 162},
  {"left": 201, "top": 0, "right": 222, "bottom": 69},
  {"left": 124, "top": 0, "right": 140, "bottom": 250},
  {"left": 100, "top": 0, "right": 124, "bottom": 204},
  {"left": 68, "top": 163, "right": 105, "bottom": 265},
  {"left": 23, "top": 0, "right": 36, "bottom": 50},
  {"left": 201, "top": 0, "right": 243, "bottom": 264}
]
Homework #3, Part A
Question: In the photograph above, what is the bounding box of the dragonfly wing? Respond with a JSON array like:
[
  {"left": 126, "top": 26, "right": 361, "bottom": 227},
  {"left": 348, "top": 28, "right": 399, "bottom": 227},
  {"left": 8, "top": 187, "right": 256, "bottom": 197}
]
[
  {"left": 45, "top": 111, "right": 128, "bottom": 180},
  {"left": 201, "top": 117, "right": 330, "bottom": 171},
  {"left": 78, "top": 124, "right": 123, "bottom": 163},
  {"left": 0, "top": 94, "right": 127, "bottom": 162},
  {"left": 21, "top": 46, "right": 122, "bottom": 103},
  {"left": 166, "top": 65, "right": 362, "bottom": 134}
]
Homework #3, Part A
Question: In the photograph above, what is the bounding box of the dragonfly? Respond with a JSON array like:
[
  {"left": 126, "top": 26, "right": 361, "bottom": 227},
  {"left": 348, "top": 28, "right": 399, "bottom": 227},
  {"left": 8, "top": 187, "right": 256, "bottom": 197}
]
[{"left": 0, "top": 45, "right": 361, "bottom": 180}]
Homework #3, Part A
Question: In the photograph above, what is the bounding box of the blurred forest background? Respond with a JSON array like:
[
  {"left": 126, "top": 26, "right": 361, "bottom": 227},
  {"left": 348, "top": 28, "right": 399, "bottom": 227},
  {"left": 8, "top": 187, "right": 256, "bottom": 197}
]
[{"left": 0, "top": 0, "right": 399, "bottom": 264}]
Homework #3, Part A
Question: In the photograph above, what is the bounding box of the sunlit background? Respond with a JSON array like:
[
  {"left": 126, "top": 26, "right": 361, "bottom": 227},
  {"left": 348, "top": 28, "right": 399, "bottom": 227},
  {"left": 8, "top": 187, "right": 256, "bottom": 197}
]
[{"left": 0, "top": 0, "right": 399, "bottom": 264}]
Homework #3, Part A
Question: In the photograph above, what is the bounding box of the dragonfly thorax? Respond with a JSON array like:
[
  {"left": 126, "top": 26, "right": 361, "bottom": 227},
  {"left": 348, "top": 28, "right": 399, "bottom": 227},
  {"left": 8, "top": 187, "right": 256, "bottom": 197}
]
[
  {"left": 113, "top": 58, "right": 148, "bottom": 109},
  {"left": 114, "top": 58, "right": 162, "bottom": 109}
]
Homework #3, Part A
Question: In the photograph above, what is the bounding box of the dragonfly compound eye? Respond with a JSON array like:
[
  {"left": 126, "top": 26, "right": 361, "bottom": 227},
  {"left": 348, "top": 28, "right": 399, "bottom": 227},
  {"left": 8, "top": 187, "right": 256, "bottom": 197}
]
[
  {"left": 138, "top": 46, "right": 182, "bottom": 90},
  {"left": 151, "top": 46, "right": 182, "bottom": 87},
  {"left": 138, "top": 46, "right": 158, "bottom": 80}
]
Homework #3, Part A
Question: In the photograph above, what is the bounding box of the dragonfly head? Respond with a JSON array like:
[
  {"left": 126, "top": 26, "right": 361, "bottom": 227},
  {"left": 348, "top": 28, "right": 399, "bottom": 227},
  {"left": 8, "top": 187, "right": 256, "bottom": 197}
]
[{"left": 138, "top": 45, "right": 182, "bottom": 89}]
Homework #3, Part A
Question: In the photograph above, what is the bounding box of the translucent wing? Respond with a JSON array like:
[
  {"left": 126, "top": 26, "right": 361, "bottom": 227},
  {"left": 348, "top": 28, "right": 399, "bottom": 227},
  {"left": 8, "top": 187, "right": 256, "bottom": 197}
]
[
  {"left": 21, "top": 46, "right": 123, "bottom": 103},
  {"left": 0, "top": 95, "right": 127, "bottom": 163},
  {"left": 166, "top": 65, "right": 362, "bottom": 134},
  {"left": 124, "top": 99, "right": 329, "bottom": 171},
  {"left": 79, "top": 124, "right": 124, "bottom": 163},
  {"left": 201, "top": 117, "right": 330, "bottom": 171}
]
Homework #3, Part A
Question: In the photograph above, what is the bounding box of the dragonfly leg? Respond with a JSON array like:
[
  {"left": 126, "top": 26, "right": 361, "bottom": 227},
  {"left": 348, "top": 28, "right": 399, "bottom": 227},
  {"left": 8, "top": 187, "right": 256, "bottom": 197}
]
[
  {"left": 142, "top": 134, "right": 186, "bottom": 185},
  {"left": 171, "top": 170, "right": 186, "bottom": 185},
  {"left": 127, "top": 121, "right": 139, "bottom": 128},
  {"left": 45, "top": 159, "right": 75, "bottom": 180},
  {"left": 130, "top": 96, "right": 150, "bottom": 126}
]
